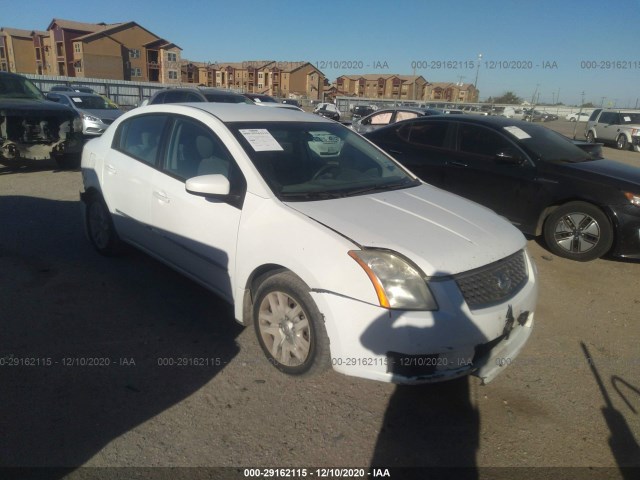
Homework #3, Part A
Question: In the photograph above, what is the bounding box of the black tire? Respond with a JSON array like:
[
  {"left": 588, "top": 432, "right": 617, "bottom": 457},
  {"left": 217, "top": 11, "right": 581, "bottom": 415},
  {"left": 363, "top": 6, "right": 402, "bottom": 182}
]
[
  {"left": 569, "top": 118, "right": 576, "bottom": 122},
  {"left": 586, "top": 131, "right": 595, "bottom": 143},
  {"left": 543, "top": 201, "right": 613, "bottom": 261},
  {"left": 616, "top": 134, "right": 629, "bottom": 150},
  {"left": 85, "top": 194, "right": 122, "bottom": 256},
  {"left": 54, "top": 153, "right": 81, "bottom": 170},
  {"left": 253, "top": 271, "right": 330, "bottom": 376}
]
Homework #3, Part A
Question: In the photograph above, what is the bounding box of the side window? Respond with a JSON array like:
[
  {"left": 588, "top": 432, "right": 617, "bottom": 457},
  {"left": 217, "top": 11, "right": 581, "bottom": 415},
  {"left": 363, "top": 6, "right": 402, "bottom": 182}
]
[
  {"left": 114, "top": 115, "right": 167, "bottom": 165},
  {"left": 369, "top": 111, "right": 393, "bottom": 125},
  {"left": 164, "top": 118, "right": 233, "bottom": 182},
  {"left": 185, "top": 92, "right": 203, "bottom": 102},
  {"left": 408, "top": 122, "right": 448, "bottom": 148},
  {"left": 395, "top": 111, "right": 419, "bottom": 122},
  {"left": 458, "top": 124, "right": 514, "bottom": 158},
  {"left": 598, "top": 112, "right": 615, "bottom": 124}
]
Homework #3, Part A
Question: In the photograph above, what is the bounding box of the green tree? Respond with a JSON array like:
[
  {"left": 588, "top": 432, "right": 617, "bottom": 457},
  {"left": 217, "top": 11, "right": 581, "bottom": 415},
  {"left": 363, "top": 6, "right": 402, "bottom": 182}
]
[
  {"left": 492, "top": 91, "right": 523, "bottom": 104},
  {"left": 581, "top": 102, "right": 595, "bottom": 108}
]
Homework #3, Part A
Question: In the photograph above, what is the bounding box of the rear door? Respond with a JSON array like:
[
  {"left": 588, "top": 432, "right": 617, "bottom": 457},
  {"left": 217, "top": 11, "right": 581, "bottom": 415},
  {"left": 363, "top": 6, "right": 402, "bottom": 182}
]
[
  {"left": 595, "top": 111, "right": 619, "bottom": 142},
  {"left": 101, "top": 114, "right": 168, "bottom": 245}
]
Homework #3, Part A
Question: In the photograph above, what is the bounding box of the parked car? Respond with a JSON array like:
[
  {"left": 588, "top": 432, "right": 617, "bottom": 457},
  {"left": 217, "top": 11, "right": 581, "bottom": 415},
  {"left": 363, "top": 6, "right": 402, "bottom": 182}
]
[
  {"left": 148, "top": 87, "right": 253, "bottom": 105},
  {"left": 80, "top": 103, "right": 537, "bottom": 384},
  {"left": 0, "top": 71, "right": 83, "bottom": 169},
  {"left": 566, "top": 112, "right": 591, "bottom": 122},
  {"left": 282, "top": 99, "right": 300, "bottom": 107},
  {"left": 51, "top": 84, "right": 96, "bottom": 94},
  {"left": 243, "top": 93, "right": 279, "bottom": 104},
  {"left": 351, "top": 105, "right": 375, "bottom": 120},
  {"left": 351, "top": 107, "right": 442, "bottom": 134},
  {"left": 46, "top": 91, "right": 124, "bottom": 136},
  {"left": 585, "top": 109, "right": 640, "bottom": 151},
  {"left": 364, "top": 115, "right": 640, "bottom": 261},
  {"left": 312, "top": 102, "right": 340, "bottom": 121},
  {"left": 522, "top": 109, "right": 548, "bottom": 122}
]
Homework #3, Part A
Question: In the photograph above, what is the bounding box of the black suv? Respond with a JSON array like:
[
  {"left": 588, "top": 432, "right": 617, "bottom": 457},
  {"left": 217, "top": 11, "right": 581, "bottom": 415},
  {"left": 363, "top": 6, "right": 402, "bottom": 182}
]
[
  {"left": 0, "top": 72, "right": 83, "bottom": 169},
  {"left": 148, "top": 87, "right": 253, "bottom": 105},
  {"left": 351, "top": 105, "right": 375, "bottom": 120}
]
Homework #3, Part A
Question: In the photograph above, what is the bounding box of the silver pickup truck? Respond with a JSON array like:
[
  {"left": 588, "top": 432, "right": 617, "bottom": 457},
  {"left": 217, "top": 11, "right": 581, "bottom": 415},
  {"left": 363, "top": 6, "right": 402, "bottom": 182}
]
[{"left": 585, "top": 108, "right": 640, "bottom": 152}]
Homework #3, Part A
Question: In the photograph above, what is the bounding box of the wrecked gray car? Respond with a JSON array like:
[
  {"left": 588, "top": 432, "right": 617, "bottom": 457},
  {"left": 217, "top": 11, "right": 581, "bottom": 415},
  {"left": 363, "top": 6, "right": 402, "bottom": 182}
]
[{"left": 0, "top": 72, "right": 83, "bottom": 169}]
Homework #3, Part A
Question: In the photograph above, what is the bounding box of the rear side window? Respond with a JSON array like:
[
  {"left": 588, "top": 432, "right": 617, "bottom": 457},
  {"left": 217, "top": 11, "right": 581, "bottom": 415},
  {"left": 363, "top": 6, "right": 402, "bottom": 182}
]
[
  {"left": 588, "top": 109, "right": 602, "bottom": 121},
  {"left": 408, "top": 122, "right": 449, "bottom": 148},
  {"left": 597, "top": 112, "right": 617, "bottom": 124},
  {"left": 113, "top": 115, "right": 167, "bottom": 165}
]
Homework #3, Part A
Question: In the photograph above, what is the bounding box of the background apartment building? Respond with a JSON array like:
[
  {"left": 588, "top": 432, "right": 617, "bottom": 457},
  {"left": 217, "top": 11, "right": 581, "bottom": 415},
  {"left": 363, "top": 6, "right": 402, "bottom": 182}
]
[
  {"left": 181, "top": 60, "right": 326, "bottom": 100},
  {"left": 335, "top": 74, "right": 480, "bottom": 103},
  {"left": 1, "top": 19, "right": 181, "bottom": 84}
]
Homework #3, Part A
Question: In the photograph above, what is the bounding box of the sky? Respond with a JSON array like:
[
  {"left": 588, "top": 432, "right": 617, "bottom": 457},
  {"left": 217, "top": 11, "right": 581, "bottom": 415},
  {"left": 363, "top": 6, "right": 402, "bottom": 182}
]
[{"left": 2, "top": 0, "right": 639, "bottom": 106}]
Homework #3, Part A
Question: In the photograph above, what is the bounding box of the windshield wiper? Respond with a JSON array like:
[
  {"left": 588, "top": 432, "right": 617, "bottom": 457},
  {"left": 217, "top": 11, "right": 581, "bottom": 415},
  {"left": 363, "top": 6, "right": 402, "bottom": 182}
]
[
  {"left": 343, "top": 180, "right": 418, "bottom": 197},
  {"left": 280, "top": 191, "right": 346, "bottom": 201}
]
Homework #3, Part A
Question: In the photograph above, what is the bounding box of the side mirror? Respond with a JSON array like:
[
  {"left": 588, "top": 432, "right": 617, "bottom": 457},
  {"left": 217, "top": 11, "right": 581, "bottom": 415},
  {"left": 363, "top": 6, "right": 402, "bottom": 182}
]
[
  {"left": 495, "top": 150, "right": 526, "bottom": 165},
  {"left": 185, "top": 174, "right": 230, "bottom": 197}
]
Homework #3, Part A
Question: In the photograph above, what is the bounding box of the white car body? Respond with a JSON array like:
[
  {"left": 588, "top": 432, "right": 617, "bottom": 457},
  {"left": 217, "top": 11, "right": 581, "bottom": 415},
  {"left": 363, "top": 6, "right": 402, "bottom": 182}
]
[
  {"left": 81, "top": 103, "right": 537, "bottom": 384},
  {"left": 566, "top": 112, "right": 590, "bottom": 122}
]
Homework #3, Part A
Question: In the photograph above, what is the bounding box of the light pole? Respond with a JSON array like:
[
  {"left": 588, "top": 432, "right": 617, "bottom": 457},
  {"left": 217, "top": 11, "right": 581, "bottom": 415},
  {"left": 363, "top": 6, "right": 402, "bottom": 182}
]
[{"left": 473, "top": 53, "right": 482, "bottom": 102}]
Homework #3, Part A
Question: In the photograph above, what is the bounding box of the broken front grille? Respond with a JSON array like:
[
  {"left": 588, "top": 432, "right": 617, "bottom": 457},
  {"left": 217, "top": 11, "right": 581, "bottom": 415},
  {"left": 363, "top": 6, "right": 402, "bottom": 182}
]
[{"left": 455, "top": 250, "right": 528, "bottom": 309}]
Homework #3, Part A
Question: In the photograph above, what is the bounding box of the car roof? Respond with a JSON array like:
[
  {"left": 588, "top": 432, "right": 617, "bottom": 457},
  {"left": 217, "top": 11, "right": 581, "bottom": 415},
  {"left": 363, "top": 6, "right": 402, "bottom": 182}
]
[
  {"left": 374, "top": 113, "right": 536, "bottom": 130},
  {"left": 137, "top": 102, "right": 330, "bottom": 123},
  {"left": 49, "top": 91, "right": 101, "bottom": 98}
]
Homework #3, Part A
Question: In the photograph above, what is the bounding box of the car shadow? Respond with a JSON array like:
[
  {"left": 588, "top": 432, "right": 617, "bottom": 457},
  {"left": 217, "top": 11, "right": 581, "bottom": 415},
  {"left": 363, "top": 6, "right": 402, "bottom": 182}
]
[
  {"left": 358, "top": 271, "right": 513, "bottom": 479},
  {"left": 0, "top": 195, "right": 242, "bottom": 474},
  {"left": 0, "top": 159, "right": 79, "bottom": 175}
]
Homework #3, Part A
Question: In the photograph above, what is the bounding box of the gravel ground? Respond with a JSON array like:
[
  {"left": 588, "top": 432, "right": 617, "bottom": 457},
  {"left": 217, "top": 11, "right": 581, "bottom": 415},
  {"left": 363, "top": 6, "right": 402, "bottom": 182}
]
[{"left": 0, "top": 122, "right": 638, "bottom": 480}]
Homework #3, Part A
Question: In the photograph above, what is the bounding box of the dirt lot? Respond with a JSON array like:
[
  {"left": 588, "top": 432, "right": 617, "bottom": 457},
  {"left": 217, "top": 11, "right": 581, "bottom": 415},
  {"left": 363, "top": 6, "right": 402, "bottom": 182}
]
[{"left": 1, "top": 121, "right": 639, "bottom": 479}]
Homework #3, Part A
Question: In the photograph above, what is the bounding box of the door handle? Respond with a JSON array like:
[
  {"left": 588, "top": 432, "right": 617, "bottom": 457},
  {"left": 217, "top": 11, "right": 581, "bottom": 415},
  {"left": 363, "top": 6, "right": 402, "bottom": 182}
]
[
  {"left": 153, "top": 190, "right": 170, "bottom": 203},
  {"left": 105, "top": 164, "right": 116, "bottom": 174},
  {"left": 449, "top": 161, "right": 468, "bottom": 167}
]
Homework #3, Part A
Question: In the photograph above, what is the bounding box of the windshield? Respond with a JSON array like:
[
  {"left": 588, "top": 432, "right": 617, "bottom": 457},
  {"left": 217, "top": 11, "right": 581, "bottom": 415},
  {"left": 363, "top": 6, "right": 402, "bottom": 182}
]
[
  {"left": 230, "top": 121, "right": 419, "bottom": 200},
  {"left": 503, "top": 123, "right": 591, "bottom": 163},
  {"left": 70, "top": 95, "right": 118, "bottom": 110},
  {"left": 0, "top": 75, "right": 45, "bottom": 100}
]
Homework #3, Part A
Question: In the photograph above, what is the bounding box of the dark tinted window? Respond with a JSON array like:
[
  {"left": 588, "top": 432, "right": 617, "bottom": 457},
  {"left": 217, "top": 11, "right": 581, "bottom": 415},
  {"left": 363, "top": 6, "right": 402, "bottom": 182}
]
[
  {"left": 203, "top": 93, "right": 248, "bottom": 103},
  {"left": 114, "top": 114, "right": 167, "bottom": 165},
  {"left": 164, "top": 90, "right": 202, "bottom": 103},
  {"left": 459, "top": 124, "right": 513, "bottom": 156},
  {"left": 588, "top": 109, "right": 601, "bottom": 121},
  {"left": 408, "top": 122, "right": 448, "bottom": 148},
  {"left": 598, "top": 112, "right": 618, "bottom": 124}
]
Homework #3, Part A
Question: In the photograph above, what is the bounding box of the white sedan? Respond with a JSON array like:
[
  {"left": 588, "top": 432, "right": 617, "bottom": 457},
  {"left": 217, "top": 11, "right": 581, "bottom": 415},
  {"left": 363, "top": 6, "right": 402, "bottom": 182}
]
[
  {"left": 565, "top": 112, "right": 591, "bottom": 122},
  {"left": 80, "top": 103, "right": 537, "bottom": 384}
]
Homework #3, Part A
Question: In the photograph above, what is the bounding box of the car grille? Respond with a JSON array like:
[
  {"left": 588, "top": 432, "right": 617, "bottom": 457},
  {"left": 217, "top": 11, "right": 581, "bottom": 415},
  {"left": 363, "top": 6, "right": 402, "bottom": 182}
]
[{"left": 455, "top": 250, "right": 528, "bottom": 309}]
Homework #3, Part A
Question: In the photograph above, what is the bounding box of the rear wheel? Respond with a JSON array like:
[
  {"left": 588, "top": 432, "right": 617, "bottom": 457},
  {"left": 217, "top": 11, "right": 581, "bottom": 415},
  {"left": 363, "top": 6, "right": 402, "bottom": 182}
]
[
  {"left": 253, "top": 271, "right": 330, "bottom": 376},
  {"left": 86, "top": 194, "right": 122, "bottom": 256},
  {"left": 586, "top": 131, "right": 595, "bottom": 143},
  {"left": 543, "top": 202, "right": 613, "bottom": 261}
]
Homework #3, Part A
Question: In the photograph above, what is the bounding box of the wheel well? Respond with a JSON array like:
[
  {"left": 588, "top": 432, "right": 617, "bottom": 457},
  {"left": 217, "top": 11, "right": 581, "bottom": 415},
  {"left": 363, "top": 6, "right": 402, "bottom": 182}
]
[
  {"left": 241, "top": 264, "right": 289, "bottom": 324},
  {"left": 536, "top": 200, "right": 614, "bottom": 237}
]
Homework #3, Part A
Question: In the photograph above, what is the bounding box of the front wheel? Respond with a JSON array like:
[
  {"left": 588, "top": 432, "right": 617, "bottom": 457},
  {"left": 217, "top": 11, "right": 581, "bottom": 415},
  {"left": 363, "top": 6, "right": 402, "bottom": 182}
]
[
  {"left": 569, "top": 118, "right": 576, "bottom": 122},
  {"left": 616, "top": 134, "right": 629, "bottom": 150},
  {"left": 253, "top": 271, "right": 330, "bottom": 376},
  {"left": 543, "top": 202, "right": 613, "bottom": 261}
]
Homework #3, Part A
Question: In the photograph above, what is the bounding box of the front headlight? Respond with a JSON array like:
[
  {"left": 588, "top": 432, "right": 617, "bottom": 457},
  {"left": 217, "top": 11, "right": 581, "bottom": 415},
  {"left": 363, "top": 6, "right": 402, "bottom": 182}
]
[
  {"left": 624, "top": 192, "right": 640, "bottom": 206},
  {"left": 82, "top": 113, "right": 100, "bottom": 123},
  {"left": 349, "top": 249, "right": 438, "bottom": 310}
]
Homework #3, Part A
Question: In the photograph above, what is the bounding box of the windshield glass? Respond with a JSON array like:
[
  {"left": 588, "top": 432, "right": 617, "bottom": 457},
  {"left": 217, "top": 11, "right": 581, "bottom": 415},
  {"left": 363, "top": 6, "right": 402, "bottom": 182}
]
[
  {"left": 69, "top": 95, "right": 118, "bottom": 110},
  {"left": 503, "top": 123, "right": 592, "bottom": 163},
  {"left": 230, "top": 121, "right": 419, "bottom": 200},
  {"left": 0, "top": 75, "right": 44, "bottom": 100}
]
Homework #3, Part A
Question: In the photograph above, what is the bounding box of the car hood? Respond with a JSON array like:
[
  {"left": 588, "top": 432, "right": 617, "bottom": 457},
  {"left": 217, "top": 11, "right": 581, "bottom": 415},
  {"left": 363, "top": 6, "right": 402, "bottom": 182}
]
[
  {"left": 0, "top": 98, "right": 76, "bottom": 115},
  {"left": 563, "top": 159, "right": 640, "bottom": 187},
  {"left": 285, "top": 184, "right": 526, "bottom": 276}
]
